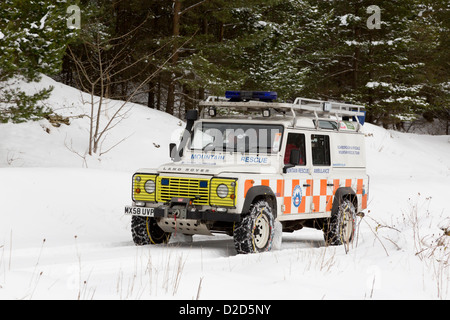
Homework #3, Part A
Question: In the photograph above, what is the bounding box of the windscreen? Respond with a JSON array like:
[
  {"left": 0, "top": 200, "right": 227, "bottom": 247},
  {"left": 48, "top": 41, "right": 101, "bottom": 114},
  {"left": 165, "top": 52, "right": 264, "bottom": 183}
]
[{"left": 190, "top": 122, "right": 284, "bottom": 154}]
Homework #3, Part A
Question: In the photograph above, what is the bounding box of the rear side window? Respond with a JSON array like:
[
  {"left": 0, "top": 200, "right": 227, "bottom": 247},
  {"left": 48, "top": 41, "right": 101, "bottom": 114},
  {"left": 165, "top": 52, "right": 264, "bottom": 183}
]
[{"left": 311, "top": 134, "right": 330, "bottom": 166}]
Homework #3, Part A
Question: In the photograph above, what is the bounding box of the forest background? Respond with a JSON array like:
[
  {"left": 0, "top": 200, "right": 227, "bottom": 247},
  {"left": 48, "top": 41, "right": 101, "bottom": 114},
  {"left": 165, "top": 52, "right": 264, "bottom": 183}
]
[{"left": 0, "top": 0, "right": 448, "bottom": 133}]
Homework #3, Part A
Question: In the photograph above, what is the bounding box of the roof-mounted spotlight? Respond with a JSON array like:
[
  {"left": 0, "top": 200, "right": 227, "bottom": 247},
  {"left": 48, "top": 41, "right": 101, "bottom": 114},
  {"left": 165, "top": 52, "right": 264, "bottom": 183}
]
[
  {"left": 208, "top": 106, "right": 217, "bottom": 117},
  {"left": 323, "top": 102, "right": 332, "bottom": 112}
]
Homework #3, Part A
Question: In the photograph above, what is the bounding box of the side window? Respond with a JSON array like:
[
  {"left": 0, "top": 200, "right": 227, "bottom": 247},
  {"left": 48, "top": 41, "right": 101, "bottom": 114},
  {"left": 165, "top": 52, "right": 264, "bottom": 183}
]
[
  {"left": 311, "top": 134, "right": 330, "bottom": 166},
  {"left": 284, "top": 133, "right": 306, "bottom": 165}
]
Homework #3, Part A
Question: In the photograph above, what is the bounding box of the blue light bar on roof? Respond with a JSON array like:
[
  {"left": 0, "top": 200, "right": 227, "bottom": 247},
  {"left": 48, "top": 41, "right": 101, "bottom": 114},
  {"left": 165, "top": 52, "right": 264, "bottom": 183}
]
[
  {"left": 225, "top": 91, "right": 277, "bottom": 102},
  {"left": 254, "top": 91, "right": 278, "bottom": 101},
  {"left": 225, "top": 91, "right": 241, "bottom": 100}
]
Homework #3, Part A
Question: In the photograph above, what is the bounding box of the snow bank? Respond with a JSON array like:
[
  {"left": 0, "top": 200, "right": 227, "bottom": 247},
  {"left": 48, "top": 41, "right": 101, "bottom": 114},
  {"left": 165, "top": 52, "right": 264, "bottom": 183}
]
[{"left": 0, "top": 75, "right": 183, "bottom": 170}]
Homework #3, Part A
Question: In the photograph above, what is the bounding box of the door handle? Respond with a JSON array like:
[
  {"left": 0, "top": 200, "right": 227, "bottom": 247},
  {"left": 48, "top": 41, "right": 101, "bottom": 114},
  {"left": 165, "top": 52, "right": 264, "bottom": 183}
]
[
  {"left": 327, "top": 183, "right": 334, "bottom": 187},
  {"left": 303, "top": 184, "right": 311, "bottom": 187}
]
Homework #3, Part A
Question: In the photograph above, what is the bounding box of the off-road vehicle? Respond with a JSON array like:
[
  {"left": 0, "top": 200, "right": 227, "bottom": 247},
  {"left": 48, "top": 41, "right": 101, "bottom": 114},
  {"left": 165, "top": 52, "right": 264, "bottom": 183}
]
[{"left": 125, "top": 91, "right": 369, "bottom": 254}]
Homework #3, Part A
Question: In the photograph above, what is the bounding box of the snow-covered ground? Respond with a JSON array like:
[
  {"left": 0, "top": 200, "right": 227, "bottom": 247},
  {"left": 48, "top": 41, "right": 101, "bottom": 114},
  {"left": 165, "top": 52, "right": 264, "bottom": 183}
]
[{"left": 0, "top": 76, "right": 449, "bottom": 300}]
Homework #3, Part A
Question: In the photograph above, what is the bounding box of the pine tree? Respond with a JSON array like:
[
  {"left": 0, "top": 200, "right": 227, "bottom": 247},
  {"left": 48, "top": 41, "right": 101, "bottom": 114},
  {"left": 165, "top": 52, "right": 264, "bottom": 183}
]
[
  {"left": 289, "top": 0, "right": 439, "bottom": 127},
  {"left": 173, "top": 0, "right": 284, "bottom": 103},
  {"left": 52, "top": 0, "right": 446, "bottom": 125},
  {"left": 0, "top": 0, "right": 77, "bottom": 123},
  {"left": 414, "top": 0, "right": 450, "bottom": 134},
  {"left": 234, "top": 0, "right": 314, "bottom": 100}
]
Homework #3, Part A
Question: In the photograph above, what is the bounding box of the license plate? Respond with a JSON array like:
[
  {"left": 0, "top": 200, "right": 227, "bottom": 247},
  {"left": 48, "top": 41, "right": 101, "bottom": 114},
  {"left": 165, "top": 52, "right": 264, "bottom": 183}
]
[{"left": 124, "top": 206, "right": 154, "bottom": 217}]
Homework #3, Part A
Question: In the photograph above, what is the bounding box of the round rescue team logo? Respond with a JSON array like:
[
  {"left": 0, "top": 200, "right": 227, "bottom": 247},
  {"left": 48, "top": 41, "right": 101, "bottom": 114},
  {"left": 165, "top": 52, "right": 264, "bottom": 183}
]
[{"left": 293, "top": 185, "right": 302, "bottom": 208}]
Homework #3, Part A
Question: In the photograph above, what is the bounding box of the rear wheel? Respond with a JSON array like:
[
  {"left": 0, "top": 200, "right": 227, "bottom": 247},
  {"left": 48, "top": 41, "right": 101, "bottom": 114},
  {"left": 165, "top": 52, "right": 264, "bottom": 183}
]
[
  {"left": 233, "top": 200, "right": 275, "bottom": 254},
  {"left": 323, "top": 198, "right": 356, "bottom": 246},
  {"left": 131, "top": 216, "right": 171, "bottom": 245}
]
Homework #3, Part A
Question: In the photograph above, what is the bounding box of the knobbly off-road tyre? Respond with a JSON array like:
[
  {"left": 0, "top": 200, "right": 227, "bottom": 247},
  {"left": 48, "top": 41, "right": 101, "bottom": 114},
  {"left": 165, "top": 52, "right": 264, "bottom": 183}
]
[
  {"left": 131, "top": 216, "right": 171, "bottom": 245},
  {"left": 233, "top": 200, "right": 275, "bottom": 254},
  {"left": 323, "top": 198, "right": 356, "bottom": 246}
]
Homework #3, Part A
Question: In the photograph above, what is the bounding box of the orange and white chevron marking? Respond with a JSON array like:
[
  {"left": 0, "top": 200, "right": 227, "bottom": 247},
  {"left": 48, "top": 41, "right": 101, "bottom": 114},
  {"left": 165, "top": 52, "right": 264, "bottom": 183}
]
[{"left": 243, "top": 177, "right": 368, "bottom": 215}]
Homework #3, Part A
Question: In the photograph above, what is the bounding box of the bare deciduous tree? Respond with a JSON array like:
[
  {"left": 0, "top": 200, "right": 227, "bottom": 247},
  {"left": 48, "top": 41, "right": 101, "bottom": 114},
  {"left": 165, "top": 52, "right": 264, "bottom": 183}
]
[{"left": 68, "top": 23, "right": 194, "bottom": 155}]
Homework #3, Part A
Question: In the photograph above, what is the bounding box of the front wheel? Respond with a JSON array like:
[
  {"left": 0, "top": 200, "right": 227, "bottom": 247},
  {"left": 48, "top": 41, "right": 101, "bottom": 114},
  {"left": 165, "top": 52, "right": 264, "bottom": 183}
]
[
  {"left": 233, "top": 200, "right": 275, "bottom": 254},
  {"left": 131, "top": 216, "right": 171, "bottom": 245}
]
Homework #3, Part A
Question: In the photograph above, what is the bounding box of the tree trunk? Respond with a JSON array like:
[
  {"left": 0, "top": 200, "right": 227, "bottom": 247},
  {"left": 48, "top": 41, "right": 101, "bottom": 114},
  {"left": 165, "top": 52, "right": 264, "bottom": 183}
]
[
  {"left": 183, "top": 84, "right": 193, "bottom": 117},
  {"left": 198, "top": 87, "right": 205, "bottom": 115},
  {"left": 156, "top": 75, "right": 161, "bottom": 110},
  {"left": 352, "top": 4, "right": 361, "bottom": 90},
  {"left": 148, "top": 81, "right": 155, "bottom": 108},
  {"left": 166, "top": 0, "right": 182, "bottom": 115},
  {"left": 166, "top": 80, "right": 175, "bottom": 115},
  {"left": 219, "top": 22, "right": 224, "bottom": 42},
  {"left": 173, "top": 0, "right": 181, "bottom": 42}
]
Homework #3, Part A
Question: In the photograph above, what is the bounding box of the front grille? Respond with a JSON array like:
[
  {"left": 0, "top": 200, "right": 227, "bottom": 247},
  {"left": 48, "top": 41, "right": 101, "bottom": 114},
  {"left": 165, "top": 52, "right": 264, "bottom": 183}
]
[{"left": 156, "top": 176, "right": 210, "bottom": 205}]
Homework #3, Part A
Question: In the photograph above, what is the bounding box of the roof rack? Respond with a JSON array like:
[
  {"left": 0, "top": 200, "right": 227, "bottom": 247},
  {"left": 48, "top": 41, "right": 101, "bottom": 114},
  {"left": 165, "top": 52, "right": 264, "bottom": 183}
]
[
  {"left": 292, "top": 97, "right": 365, "bottom": 117},
  {"left": 199, "top": 94, "right": 366, "bottom": 131}
]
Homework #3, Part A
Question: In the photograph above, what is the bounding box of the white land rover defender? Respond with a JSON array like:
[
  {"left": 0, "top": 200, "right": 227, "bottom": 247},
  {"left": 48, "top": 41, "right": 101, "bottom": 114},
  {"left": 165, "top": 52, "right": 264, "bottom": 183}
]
[{"left": 125, "top": 91, "right": 369, "bottom": 254}]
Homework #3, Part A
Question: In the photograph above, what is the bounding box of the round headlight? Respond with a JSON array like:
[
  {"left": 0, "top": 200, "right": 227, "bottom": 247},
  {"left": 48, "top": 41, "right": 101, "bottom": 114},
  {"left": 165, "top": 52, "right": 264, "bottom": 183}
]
[
  {"left": 216, "top": 184, "right": 229, "bottom": 198},
  {"left": 144, "top": 180, "right": 156, "bottom": 194}
]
